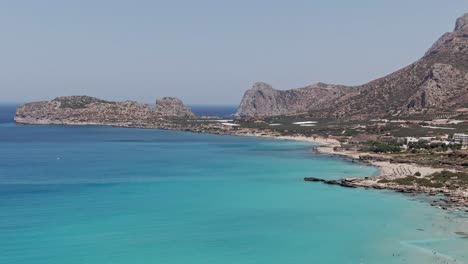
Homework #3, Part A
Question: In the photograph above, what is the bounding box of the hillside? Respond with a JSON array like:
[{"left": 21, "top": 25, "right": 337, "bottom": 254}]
[{"left": 236, "top": 13, "right": 468, "bottom": 119}]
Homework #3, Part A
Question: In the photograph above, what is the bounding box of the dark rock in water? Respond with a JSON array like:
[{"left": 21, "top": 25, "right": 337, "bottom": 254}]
[
  {"left": 324, "top": 180, "right": 339, "bottom": 185},
  {"left": 455, "top": 231, "right": 468, "bottom": 238},
  {"left": 304, "top": 177, "right": 324, "bottom": 182},
  {"left": 339, "top": 181, "right": 357, "bottom": 188},
  {"left": 304, "top": 177, "right": 356, "bottom": 188}
]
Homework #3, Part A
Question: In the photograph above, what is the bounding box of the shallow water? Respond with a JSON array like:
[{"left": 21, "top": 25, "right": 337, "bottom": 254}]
[{"left": 0, "top": 120, "right": 467, "bottom": 263}]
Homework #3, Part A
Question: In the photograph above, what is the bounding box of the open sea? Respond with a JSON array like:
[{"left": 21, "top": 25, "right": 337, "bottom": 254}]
[{"left": 0, "top": 104, "right": 467, "bottom": 264}]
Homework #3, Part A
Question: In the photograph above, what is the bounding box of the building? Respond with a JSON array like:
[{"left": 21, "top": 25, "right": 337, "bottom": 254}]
[
  {"left": 406, "top": 137, "right": 419, "bottom": 144},
  {"left": 453, "top": 133, "right": 468, "bottom": 148}
]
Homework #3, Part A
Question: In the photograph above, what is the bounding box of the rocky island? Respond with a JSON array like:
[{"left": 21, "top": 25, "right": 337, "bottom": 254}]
[{"left": 15, "top": 96, "right": 195, "bottom": 128}]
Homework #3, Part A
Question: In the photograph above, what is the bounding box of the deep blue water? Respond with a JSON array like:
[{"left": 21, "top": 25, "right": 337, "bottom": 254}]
[
  {"left": 0, "top": 103, "right": 18, "bottom": 123},
  {"left": 189, "top": 105, "right": 237, "bottom": 118},
  {"left": 0, "top": 105, "right": 467, "bottom": 264}
]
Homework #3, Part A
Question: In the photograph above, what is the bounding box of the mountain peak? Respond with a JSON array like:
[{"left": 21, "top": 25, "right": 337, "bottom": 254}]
[
  {"left": 252, "top": 82, "right": 274, "bottom": 91},
  {"left": 454, "top": 13, "right": 468, "bottom": 32},
  {"left": 155, "top": 97, "right": 194, "bottom": 118},
  {"left": 236, "top": 13, "right": 468, "bottom": 119}
]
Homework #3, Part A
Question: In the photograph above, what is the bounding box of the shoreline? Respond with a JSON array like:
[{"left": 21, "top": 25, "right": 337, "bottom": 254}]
[
  {"left": 238, "top": 133, "right": 442, "bottom": 177},
  {"left": 12, "top": 120, "right": 468, "bottom": 210},
  {"left": 230, "top": 132, "right": 468, "bottom": 211}
]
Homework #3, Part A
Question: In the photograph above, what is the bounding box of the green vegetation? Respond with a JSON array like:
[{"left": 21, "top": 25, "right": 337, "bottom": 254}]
[
  {"left": 57, "top": 96, "right": 111, "bottom": 109},
  {"left": 382, "top": 171, "right": 468, "bottom": 189},
  {"left": 414, "top": 178, "right": 444, "bottom": 188},
  {"left": 393, "top": 176, "right": 417, "bottom": 186},
  {"left": 377, "top": 179, "right": 391, "bottom": 183},
  {"left": 239, "top": 114, "right": 468, "bottom": 139},
  {"left": 430, "top": 171, "right": 468, "bottom": 186},
  {"left": 362, "top": 139, "right": 402, "bottom": 153},
  {"left": 407, "top": 140, "right": 462, "bottom": 152}
]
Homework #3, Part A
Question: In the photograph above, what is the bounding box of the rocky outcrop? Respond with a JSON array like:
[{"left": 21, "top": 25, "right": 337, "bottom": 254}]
[
  {"left": 304, "top": 177, "right": 357, "bottom": 188},
  {"left": 15, "top": 96, "right": 194, "bottom": 125},
  {"left": 236, "top": 82, "right": 353, "bottom": 117},
  {"left": 155, "top": 97, "right": 195, "bottom": 118},
  {"left": 455, "top": 13, "right": 468, "bottom": 32},
  {"left": 237, "top": 13, "right": 468, "bottom": 119},
  {"left": 304, "top": 176, "right": 468, "bottom": 210}
]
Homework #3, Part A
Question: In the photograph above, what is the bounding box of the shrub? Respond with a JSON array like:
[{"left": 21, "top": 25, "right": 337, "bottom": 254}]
[
  {"left": 394, "top": 176, "right": 417, "bottom": 185},
  {"left": 364, "top": 139, "right": 402, "bottom": 153}
]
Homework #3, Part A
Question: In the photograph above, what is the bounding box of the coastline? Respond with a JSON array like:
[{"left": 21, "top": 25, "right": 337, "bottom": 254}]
[
  {"left": 233, "top": 132, "right": 468, "bottom": 211},
  {"left": 238, "top": 132, "right": 442, "bottom": 177},
  {"left": 314, "top": 146, "right": 468, "bottom": 211},
  {"left": 6, "top": 120, "right": 468, "bottom": 264},
  {"left": 12, "top": 119, "right": 468, "bottom": 210}
]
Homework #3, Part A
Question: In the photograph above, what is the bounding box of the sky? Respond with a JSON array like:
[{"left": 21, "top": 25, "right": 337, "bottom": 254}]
[{"left": 0, "top": 0, "right": 466, "bottom": 105}]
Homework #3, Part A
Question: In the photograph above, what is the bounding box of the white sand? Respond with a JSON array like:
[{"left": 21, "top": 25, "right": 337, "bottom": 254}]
[
  {"left": 292, "top": 121, "right": 318, "bottom": 125},
  {"left": 221, "top": 123, "right": 240, "bottom": 126},
  {"left": 315, "top": 145, "right": 442, "bottom": 177}
]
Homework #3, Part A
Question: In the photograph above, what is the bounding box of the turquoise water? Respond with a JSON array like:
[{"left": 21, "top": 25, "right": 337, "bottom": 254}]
[{"left": 0, "top": 121, "right": 467, "bottom": 263}]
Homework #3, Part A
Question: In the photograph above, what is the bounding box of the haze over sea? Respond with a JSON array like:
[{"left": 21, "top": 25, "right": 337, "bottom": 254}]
[{"left": 0, "top": 104, "right": 467, "bottom": 264}]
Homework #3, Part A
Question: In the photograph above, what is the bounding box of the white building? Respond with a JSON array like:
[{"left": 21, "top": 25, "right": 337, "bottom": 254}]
[
  {"left": 406, "top": 137, "right": 419, "bottom": 144},
  {"left": 453, "top": 133, "right": 468, "bottom": 148}
]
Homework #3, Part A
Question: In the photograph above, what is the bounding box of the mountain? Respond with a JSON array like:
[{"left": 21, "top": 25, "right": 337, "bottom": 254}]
[
  {"left": 236, "top": 13, "right": 468, "bottom": 119},
  {"left": 15, "top": 96, "right": 194, "bottom": 125},
  {"left": 236, "top": 82, "right": 354, "bottom": 117}
]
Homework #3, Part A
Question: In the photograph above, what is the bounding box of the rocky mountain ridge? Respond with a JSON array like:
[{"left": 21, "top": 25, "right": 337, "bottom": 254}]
[
  {"left": 236, "top": 82, "right": 354, "bottom": 117},
  {"left": 14, "top": 96, "right": 195, "bottom": 126},
  {"left": 236, "top": 13, "right": 468, "bottom": 119}
]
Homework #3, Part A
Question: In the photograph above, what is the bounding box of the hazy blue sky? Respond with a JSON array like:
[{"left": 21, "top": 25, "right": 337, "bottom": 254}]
[{"left": 1, "top": 0, "right": 466, "bottom": 104}]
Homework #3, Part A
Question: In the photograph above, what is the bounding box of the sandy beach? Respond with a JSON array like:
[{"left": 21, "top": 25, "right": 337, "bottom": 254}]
[
  {"left": 243, "top": 133, "right": 442, "bottom": 179},
  {"left": 267, "top": 134, "right": 468, "bottom": 209},
  {"left": 315, "top": 144, "right": 442, "bottom": 178}
]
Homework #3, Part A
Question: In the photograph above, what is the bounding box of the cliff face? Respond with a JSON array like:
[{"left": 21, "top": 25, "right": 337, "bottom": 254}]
[
  {"left": 15, "top": 96, "right": 194, "bottom": 125},
  {"left": 155, "top": 97, "right": 195, "bottom": 118},
  {"left": 236, "top": 82, "right": 354, "bottom": 117},
  {"left": 236, "top": 13, "right": 468, "bottom": 119}
]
